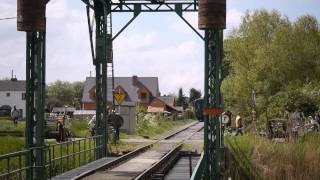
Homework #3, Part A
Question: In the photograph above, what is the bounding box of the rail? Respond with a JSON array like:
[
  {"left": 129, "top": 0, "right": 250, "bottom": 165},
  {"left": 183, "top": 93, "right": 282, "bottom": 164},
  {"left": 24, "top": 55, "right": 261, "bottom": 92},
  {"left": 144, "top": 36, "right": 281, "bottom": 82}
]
[
  {"left": 72, "top": 122, "right": 201, "bottom": 179},
  {"left": 0, "top": 135, "right": 103, "bottom": 180},
  {"left": 72, "top": 142, "right": 154, "bottom": 179},
  {"left": 134, "top": 143, "right": 182, "bottom": 180}
]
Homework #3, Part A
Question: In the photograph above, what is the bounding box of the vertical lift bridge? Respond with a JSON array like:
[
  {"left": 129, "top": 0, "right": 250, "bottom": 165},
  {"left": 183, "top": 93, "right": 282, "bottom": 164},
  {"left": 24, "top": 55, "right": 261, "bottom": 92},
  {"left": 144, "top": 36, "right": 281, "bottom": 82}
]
[{"left": 16, "top": 0, "right": 225, "bottom": 179}]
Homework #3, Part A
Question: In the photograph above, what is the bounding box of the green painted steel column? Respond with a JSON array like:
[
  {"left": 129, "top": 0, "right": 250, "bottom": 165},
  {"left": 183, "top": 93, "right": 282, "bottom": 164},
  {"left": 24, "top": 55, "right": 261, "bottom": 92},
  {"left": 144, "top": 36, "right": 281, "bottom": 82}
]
[
  {"left": 203, "top": 30, "right": 209, "bottom": 180},
  {"left": 94, "top": 0, "right": 108, "bottom": 158},
  {"left": 25, "top": 32, "right": 35, "bottom": 180},
  {"left": 203, "top": 29, "right": 223, "bottom": 180},
  {"left": 35, "top": 31, "right": 46, "bottom": 180},
  {"left": 25, "top": 31, "right": 46, "bottom": 180}
]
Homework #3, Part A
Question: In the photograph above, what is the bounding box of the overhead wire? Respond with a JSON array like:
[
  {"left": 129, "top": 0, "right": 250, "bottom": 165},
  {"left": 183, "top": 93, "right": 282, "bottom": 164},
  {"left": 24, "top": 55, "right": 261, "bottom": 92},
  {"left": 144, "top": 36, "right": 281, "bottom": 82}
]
[{"left": 0, "top": 17, "right": 16, "bottom": 21}]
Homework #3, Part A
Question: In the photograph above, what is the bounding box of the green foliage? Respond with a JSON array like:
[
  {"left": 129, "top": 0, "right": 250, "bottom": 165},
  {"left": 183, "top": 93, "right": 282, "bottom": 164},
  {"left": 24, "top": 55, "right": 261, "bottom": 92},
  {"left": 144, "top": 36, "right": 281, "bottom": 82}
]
[
  {"left": 69, "top": 119, "right": 89, "bottom": 138},
  {"left": 0, "top": 121, "right": 25, "bottom": 132},
  {"left": 0, "top": 137, "right": 24, "bottom": 155},
  {"left": 189, "top": 88, "right": 202, "bottom": 103},
  {"left": 176, "top": 88, "right": 188, "bottom": 109},
  {"left": 222, "top": 9, "right": 320, "bottom": 124},
  {"left": 135, "top": 103, "right": 147, "bottom": 114},
  {"left": 226, "top": 134, "right": 320, "bottom": 180},
  {"left": 135, "top": 113, "right": 193, "bottom": 138},
  {"left": 46, "top": 80, "right": 84, "bottom": 109}
]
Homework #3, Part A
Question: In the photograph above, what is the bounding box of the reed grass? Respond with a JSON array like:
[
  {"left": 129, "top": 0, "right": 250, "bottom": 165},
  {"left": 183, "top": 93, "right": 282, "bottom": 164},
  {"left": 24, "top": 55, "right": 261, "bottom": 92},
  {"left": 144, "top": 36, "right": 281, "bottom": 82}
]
[{"left": 226, "top": 133, "right": 320, "bottom": 180}]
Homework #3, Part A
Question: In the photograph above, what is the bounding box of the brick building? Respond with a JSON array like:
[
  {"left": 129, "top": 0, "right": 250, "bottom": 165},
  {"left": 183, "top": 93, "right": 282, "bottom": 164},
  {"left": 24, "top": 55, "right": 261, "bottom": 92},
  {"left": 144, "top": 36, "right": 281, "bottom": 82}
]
[
  {"left": 81, "top": 76, "right": 160, "bottom": 110},
  {"left": 147, "top": 96, "right": 181, "bottom": 113}
]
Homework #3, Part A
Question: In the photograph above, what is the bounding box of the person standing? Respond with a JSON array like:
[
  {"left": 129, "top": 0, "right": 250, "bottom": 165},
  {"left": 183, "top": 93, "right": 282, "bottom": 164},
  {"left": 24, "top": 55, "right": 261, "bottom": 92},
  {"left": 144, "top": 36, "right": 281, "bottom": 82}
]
[
  {"left": 235, "top": 114, "right": 243, "bottom": 136},
  {"left": 11, "top": 105, "right": 20, "bottom": 125}
]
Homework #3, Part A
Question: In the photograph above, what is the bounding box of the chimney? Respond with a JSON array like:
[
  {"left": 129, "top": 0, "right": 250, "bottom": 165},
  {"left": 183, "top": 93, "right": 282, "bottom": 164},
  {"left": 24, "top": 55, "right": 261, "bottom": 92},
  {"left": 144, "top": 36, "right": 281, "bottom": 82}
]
[
  {"left": 132, "top": 75, "right": 138, "bottom": 86},
  {"left": 10, "top": 70, "right": 17, "bottom": 81}
]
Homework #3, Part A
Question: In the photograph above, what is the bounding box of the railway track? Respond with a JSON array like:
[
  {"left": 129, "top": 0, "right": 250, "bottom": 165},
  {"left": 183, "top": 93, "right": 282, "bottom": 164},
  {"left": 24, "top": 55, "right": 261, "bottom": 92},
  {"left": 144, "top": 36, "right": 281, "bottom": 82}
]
[{"left": 69, "top": 121, "right": 203, "bottom": 180}]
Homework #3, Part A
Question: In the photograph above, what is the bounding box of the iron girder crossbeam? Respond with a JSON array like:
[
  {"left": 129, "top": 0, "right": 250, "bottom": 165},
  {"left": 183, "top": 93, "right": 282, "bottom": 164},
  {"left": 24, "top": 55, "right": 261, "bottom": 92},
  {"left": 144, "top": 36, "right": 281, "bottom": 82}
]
[
  {"left": 166, "top": 3, "right": 204, "bottom": 41},
  {"left": 110, "top": 2, "right": 198, "bottom": 12},
  {"left": 203, "top": 29, "right": 223, "bottom": 180},
  {"left": 25, "top": 31, "right": 46, "bottom": 180},
  {"left": 112, "top": 9, "right": 140, "bottom": 41},
  {"left": 82, "top": 0, "right": 198, "bottom": 12}
]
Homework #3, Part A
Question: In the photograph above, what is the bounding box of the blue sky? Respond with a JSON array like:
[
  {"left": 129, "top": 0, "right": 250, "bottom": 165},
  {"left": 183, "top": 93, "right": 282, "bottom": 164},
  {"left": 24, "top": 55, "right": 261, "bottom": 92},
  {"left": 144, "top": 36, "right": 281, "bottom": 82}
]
[{"left": 0, "top": 0, "right": 319, "bottom": 95}]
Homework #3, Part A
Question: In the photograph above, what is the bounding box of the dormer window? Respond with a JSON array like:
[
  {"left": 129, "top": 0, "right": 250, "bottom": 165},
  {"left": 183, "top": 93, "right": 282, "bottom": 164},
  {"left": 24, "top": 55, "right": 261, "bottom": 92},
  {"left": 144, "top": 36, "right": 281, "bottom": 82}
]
[{"left": 141, "top": 92, "right": 147, "bottom": 100}]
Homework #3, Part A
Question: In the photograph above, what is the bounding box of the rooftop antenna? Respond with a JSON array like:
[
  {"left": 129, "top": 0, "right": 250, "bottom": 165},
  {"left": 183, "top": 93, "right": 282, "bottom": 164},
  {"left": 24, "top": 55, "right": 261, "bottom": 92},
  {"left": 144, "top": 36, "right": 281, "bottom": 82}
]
[
  {"left": 11, "top": 69, "right": 13, "bottom": 79},
  {"left": 90, "top": 71, "right": 92, "bottom": 77}
]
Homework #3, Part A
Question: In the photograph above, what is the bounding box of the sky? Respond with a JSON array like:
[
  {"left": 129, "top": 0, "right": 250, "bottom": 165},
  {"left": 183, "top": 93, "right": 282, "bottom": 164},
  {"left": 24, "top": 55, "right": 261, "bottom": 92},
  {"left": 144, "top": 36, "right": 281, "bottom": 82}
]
[{"left": 0, "top": 0, "right": 319, "bottom": 95}]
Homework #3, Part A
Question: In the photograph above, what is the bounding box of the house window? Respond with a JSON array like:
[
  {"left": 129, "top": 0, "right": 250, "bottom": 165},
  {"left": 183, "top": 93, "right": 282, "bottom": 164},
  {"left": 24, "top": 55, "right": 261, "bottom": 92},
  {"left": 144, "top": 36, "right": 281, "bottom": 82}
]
[
  {"left": 22, "top": 93, "right": 26, "bottom": 100},
  {"left": 141, "top": 92, "right": 147, "bottom": 100},
  {"left": 6, "top": 92, "right": 10, "bottom": 97}
]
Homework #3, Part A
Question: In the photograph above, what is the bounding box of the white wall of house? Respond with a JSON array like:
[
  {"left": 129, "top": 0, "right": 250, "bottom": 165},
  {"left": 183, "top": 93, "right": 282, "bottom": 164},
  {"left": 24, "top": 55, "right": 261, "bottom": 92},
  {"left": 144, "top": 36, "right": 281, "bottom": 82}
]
[
  {"left": 0, "top": 91, "right": 26, "bottom": 118},
  {"left": 115, "top": 104, "right": 136, "bottom": 134}
]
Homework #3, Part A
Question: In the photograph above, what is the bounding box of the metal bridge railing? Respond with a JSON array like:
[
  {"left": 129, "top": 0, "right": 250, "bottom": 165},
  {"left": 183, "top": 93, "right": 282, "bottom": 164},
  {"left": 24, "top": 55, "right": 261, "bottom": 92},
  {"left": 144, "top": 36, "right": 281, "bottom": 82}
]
[
  {"left": 46, "top": 135, "right": 103, "bottom": 178},
  {"left": 0, "top": 135, "right": 103, "bottom": 180},
  {"left": 0, "top": 149, "right": 30, "bottom": 179}
]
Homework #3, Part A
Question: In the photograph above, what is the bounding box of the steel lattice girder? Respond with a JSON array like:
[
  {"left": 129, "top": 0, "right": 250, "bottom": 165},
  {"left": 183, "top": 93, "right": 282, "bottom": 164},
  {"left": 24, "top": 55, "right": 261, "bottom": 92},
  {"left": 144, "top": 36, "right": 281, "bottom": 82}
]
[
  {"left": 82, "top": 0, "right": 198, "bottom": 12},
  {"left": 93, "top": 0, "right": 108, "bottom": 158},
  {"left": 203, "top": 29, "right": 223, "bottom": 180},
  {"left": 25, "top": 31, "right": 46, "bottom": 180}
]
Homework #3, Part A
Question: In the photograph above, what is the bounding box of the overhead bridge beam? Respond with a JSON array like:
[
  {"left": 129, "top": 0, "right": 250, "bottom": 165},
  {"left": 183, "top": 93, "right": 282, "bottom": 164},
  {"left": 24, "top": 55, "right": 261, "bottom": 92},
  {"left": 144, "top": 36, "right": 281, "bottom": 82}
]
[
  {"left": 111, "top": 3, "right": 198, "bottom": 12},
  {"left": 83, "top": 0, "right": 198, "bottom": 12}
]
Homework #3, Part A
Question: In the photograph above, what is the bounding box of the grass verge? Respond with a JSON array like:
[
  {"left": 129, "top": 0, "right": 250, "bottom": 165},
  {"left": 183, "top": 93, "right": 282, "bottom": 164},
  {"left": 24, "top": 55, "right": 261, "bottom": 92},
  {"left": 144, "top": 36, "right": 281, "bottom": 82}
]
[{"left": 225, "top": 133, "right": 320, "bottom": 180}]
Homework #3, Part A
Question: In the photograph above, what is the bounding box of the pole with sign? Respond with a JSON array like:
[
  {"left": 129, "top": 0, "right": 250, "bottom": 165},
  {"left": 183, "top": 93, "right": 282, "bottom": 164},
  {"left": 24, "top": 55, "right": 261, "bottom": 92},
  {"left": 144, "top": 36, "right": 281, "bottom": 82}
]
[{"left": 114, "top": 89, "right": 126, "bottom": 114}]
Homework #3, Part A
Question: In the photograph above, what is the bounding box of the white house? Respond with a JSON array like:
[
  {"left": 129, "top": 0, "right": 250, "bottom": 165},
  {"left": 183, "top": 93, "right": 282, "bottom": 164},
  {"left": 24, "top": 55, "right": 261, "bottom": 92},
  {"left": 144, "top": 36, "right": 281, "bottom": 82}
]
[{"left": 0, "top": 79, "right": 26, "bottom": 118}]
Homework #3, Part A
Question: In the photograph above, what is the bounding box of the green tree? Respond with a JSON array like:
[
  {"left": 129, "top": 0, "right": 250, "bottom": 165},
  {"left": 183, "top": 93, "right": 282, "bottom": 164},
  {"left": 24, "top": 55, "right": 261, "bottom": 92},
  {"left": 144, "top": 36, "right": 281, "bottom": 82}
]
[
  {"left": 47, "top": 80, "right": 84, "bottom": 110},
  {"left": 189, "top": 88, "right": 202, "bottom": 103},
  {"left": 176, "top": 88, "right": 188, "bottom": 109},
  {"left": 222, "top": 9, "right": 320, "bottom": 123}
]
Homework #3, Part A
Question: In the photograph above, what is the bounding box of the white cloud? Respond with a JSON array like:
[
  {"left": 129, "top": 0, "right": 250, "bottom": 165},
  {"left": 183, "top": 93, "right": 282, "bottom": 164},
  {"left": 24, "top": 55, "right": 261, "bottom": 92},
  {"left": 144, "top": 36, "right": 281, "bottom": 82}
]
[
  {"left": 0, "top": 0, "right": 15, "bottom": 17},
  {"left": 115, "top": 32, "right": 157, "bottom": 51},
  {"left": 170, "top": 9, "right": 243, "bottom": 36},
  {"left": 47, "top": 0, "right": 68, "bottom": 19},
  {"left": 170, "top": 13, "right": 200, "bottom": 34},
  {"left": 114, "top": 35, "right": 204, "bottom": 94},
  {"left": 0, "top": 1, "right": 205, "bottom": 95},
  {"left": 227, "top": 8, "right": 243, "bottom": 30}
]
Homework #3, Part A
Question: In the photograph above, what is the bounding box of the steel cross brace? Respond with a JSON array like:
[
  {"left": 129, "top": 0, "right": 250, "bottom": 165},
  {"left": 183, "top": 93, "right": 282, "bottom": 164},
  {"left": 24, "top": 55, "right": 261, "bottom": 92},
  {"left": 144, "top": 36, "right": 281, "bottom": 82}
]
[
  {"left": 203, "top": 29, "right": 223, "bottom": 180},
  {"left": 82, "top": 0, "right": 198, "bottom": 12},
  {"left": 25, "top": 31, "right": 46, "bottom": 180}
]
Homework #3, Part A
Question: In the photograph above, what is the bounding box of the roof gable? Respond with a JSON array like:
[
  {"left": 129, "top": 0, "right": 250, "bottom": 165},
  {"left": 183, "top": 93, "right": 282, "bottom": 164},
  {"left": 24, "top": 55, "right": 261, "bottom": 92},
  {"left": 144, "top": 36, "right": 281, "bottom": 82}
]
[
  {"left": 0, "top": 80, "right": 26, "bottom": 91},
  {"left": 82, "top": 76, "right": 159, "bottom": 103}
]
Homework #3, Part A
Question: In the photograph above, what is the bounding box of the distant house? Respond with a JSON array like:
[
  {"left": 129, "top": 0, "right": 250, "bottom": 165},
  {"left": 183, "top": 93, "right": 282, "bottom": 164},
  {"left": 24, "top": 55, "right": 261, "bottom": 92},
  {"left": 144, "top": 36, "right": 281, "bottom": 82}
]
[
  {"left": 81, "top": 75, "right": 161, "bottom": 110},
  {"left": 81, "top": 75, "right": 160, "bottom": 133},
  {"left": 0, "top": 78, "right": 26, "bottom": 118},
  {"left": 148, "top": 96, "right": 181, "bottom": 114}
]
